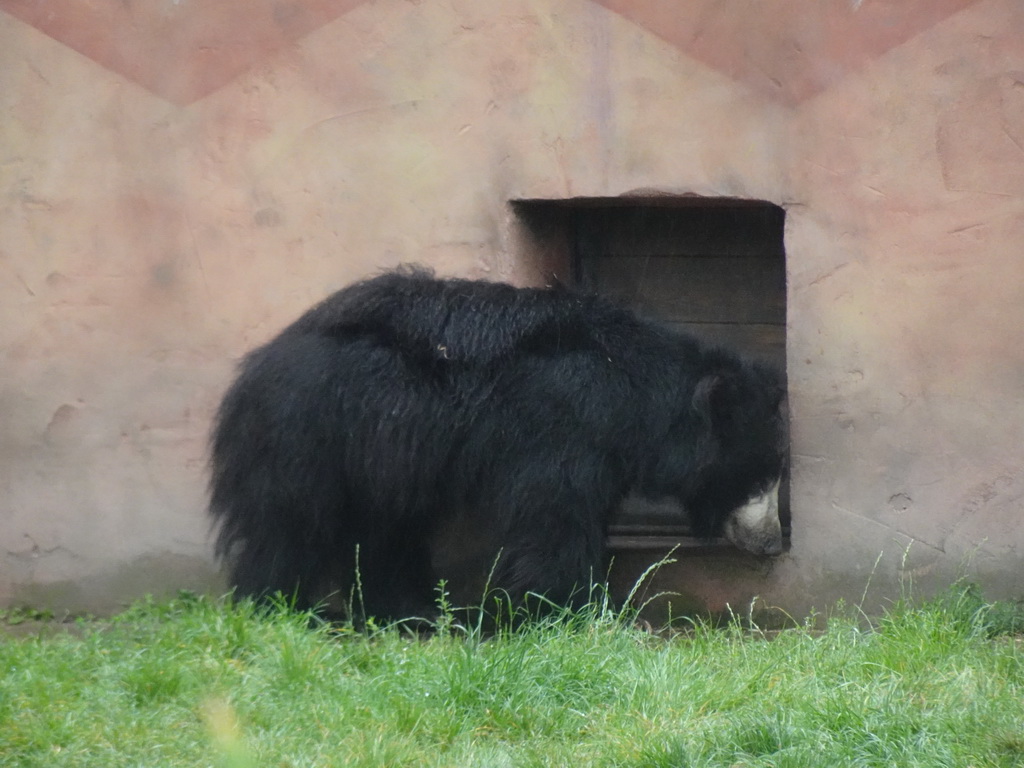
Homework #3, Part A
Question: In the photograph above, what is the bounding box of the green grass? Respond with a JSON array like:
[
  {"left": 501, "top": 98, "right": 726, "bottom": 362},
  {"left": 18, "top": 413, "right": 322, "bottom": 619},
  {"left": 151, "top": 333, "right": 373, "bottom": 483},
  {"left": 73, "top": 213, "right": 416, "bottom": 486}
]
[{"left": 2, "top": 585, "right": 1024, "bottom": 767}]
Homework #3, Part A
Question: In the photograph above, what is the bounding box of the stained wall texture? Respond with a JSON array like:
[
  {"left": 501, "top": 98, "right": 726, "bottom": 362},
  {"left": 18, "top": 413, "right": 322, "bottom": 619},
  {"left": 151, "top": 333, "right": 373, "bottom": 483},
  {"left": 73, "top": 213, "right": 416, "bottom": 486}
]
[{"left": 1, "top": 0, "right": 1022, "bottom": 616}]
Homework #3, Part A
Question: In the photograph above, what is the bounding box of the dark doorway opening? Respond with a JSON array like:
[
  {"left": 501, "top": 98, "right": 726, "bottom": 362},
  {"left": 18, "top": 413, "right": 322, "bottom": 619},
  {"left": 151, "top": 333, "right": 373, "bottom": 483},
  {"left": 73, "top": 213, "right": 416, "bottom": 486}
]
[{"left": 513, "top": 196, "right": 789, "bottom": 552}]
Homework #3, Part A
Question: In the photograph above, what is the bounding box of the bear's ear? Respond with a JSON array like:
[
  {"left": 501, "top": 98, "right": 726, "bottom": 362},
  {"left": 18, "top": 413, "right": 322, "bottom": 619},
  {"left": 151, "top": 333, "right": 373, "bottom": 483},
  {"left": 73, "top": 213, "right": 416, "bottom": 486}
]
[
  {"left": 771, "top": 381, "right": 786, "bottom": 411},
  {"left": 692, "top": 374, "right": 728, "bottom": 428},
  {"left": 752, "top": 362, "right": 786, "bottom": 411}
]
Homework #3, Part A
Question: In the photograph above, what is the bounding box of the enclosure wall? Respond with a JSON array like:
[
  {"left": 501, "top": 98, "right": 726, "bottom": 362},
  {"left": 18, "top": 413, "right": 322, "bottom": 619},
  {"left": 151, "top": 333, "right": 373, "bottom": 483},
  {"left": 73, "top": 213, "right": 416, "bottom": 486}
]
[{"left": 1, "top": 0, "right": 1022, "bottom": 615}]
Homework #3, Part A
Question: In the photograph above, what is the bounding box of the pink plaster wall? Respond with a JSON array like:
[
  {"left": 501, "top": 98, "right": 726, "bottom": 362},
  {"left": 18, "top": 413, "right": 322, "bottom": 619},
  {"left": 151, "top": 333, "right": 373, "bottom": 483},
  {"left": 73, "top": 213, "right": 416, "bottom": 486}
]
[{"left": 1, "top": 0, "right": 1021, "bottom": 615}]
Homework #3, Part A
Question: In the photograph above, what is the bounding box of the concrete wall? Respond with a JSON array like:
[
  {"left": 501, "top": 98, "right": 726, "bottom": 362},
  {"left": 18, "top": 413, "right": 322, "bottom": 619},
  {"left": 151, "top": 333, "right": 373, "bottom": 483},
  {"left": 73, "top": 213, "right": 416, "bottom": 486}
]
[{"left": 1, "top": 0, "right": 1022, "bottom": 616}]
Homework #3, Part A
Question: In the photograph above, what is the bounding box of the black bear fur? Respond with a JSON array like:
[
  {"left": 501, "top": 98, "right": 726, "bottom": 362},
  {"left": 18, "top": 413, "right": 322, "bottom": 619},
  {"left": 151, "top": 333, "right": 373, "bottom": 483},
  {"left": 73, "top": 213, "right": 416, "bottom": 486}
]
[{"left": 209, "top": 267, "right": 786, "bottom": 621}]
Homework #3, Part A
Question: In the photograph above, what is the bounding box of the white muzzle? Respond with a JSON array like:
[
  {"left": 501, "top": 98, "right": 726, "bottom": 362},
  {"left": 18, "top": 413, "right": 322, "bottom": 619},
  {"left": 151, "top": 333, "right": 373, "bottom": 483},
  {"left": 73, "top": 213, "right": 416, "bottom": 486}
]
[{"left": 723, "top": 479, "right": 783, "bottom": 556}]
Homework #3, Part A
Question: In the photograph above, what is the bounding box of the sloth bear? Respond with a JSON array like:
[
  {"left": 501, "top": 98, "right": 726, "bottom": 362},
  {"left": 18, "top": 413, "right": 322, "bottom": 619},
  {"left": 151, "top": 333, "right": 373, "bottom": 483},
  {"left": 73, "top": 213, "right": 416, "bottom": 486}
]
[{"left": 209, "top": 267, "right": 786, "bottom": 622}]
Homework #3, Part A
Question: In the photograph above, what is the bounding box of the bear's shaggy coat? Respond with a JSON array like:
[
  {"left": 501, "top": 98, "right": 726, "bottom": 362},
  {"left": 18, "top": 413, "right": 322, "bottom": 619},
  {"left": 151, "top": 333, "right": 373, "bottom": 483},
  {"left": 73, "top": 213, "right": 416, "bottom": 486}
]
[{"left": 210, "top": 268, "right": 786, "bottom": 620}]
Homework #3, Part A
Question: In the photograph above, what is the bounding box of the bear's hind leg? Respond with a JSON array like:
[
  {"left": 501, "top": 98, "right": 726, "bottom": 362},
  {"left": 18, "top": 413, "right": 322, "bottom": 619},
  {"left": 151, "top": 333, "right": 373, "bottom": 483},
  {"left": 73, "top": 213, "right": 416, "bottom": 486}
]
[{"left": 226, "top": 534, "right": 334, "bottom": 614}]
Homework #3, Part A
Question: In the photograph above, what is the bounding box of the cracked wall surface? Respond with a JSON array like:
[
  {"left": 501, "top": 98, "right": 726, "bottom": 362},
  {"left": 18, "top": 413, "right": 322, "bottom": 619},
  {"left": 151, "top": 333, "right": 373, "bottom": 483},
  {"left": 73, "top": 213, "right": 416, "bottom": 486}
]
[{"left": 1, "top": 0, "right": 1022, "bottom": 616}]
